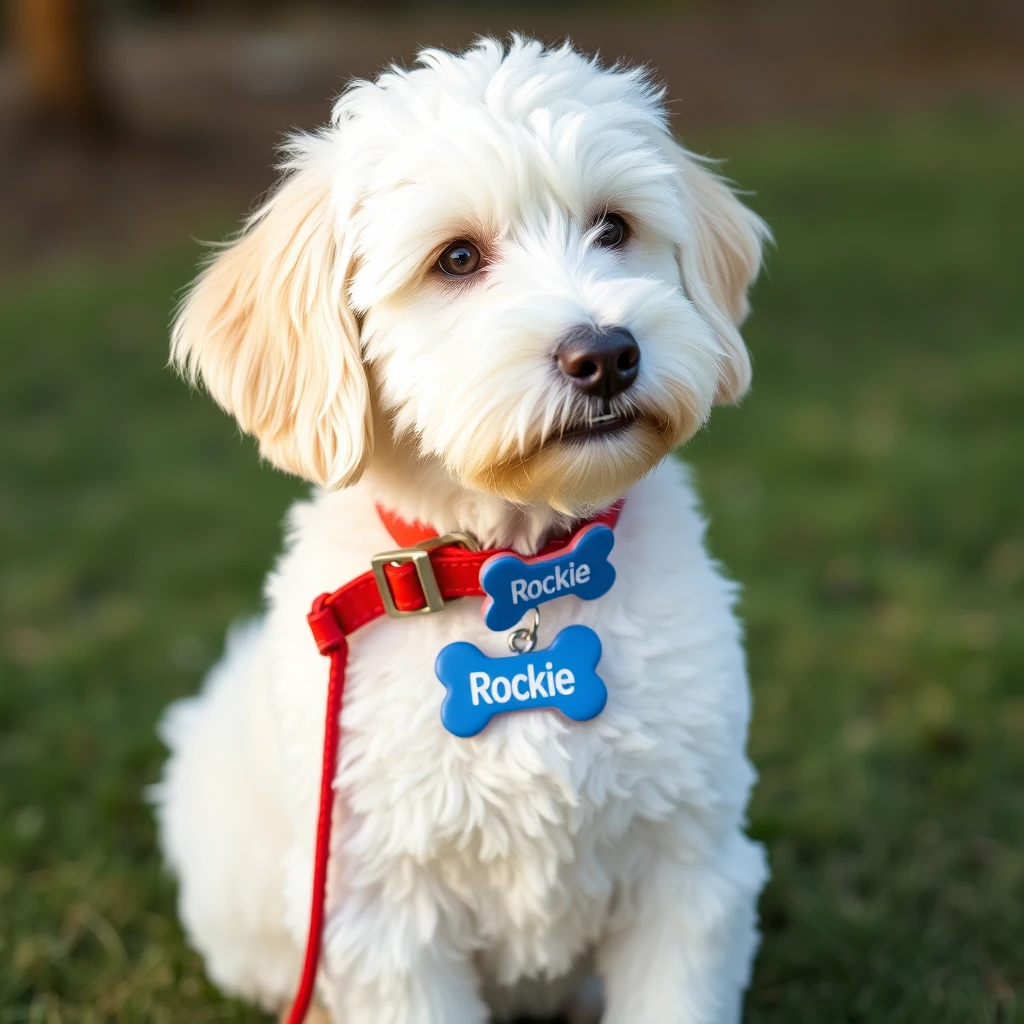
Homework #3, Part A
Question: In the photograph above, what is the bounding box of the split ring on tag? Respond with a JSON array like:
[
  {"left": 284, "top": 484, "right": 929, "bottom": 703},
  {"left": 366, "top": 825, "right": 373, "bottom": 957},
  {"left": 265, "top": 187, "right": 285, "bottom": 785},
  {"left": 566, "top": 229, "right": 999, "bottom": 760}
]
[{"left": 507, "top": 607, "right": 540, "bottom": 653}]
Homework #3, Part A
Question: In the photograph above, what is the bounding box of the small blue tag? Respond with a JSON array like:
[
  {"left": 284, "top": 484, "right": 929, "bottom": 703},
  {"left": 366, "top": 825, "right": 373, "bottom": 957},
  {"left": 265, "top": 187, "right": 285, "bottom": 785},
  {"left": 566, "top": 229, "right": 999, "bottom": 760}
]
[
  {"left": 480, "top": 524, "right": 616, "bottom": 632},
  {"left": 435, "top": 625, "right": 606, "bottom": 738}
]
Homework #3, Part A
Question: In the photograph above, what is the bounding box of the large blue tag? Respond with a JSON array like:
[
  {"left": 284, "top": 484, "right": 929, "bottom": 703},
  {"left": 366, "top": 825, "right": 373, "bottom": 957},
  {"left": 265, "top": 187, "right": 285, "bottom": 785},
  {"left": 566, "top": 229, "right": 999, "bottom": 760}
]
[
  {"left": 480, "top": 524, "right": 616, "bottom": 632},
  {"left": 435, "top": 625, "right": 606, "bottom": 738}
]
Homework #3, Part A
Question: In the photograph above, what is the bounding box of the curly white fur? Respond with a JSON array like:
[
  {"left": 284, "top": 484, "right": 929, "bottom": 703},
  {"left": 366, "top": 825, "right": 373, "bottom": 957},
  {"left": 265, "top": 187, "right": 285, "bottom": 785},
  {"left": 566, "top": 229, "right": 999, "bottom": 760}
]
[{"left": 154, "top": 36, "right": 770, "bottom": 1024}]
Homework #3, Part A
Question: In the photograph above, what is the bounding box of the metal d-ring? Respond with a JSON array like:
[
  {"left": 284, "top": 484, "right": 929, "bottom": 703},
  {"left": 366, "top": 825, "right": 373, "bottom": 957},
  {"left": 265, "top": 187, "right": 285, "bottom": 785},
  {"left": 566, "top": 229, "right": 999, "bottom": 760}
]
[{"left": 508, "top": 607, "right": 541, "bottom": 654}]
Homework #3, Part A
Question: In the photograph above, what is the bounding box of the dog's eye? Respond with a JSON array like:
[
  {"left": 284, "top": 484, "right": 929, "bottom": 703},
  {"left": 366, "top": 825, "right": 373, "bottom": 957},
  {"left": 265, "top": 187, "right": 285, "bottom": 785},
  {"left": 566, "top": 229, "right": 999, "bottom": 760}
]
[
  {"left": 594, "top": 213, "right": 628, "bottom": 249},
  {"left": 438, "top": 240, "right": 482, "bottom": 277}
]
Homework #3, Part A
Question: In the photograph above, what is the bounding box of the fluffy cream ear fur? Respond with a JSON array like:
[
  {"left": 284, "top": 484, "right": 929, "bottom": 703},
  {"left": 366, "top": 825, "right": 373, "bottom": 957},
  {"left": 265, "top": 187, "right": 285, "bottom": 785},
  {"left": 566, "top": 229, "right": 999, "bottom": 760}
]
[
  {"left": 668, "top": 143, "right": 771, "bottom": 404},
  {"left": 171, "top": 134, "right": 371, "bottom": 489}
]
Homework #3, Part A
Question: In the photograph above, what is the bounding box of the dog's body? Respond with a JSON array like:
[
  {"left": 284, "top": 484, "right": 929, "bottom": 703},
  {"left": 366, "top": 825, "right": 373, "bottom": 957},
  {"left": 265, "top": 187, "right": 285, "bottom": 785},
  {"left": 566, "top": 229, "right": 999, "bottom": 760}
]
[
  {"left": 155, "top": 38, "right": 770, "bottom": 1023},
  {"left": 158, "top": 461, "right": 764, "bottom": 1022}
]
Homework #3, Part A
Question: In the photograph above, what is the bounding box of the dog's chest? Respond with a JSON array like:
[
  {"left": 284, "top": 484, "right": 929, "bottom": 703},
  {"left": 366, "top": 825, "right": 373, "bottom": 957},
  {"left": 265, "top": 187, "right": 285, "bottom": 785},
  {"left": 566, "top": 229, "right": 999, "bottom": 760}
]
[
  {"left": 276, "top": 470, "right": 749, "bottom": 973},
  {"left": 339, "top": 605, "right": 694, "bottom": 970},
  {"left": 388, "top": 695, "right": 648, "bottom": 974},
  {"left": 436, "top": 719, "right": 636, "bottom": 976}
]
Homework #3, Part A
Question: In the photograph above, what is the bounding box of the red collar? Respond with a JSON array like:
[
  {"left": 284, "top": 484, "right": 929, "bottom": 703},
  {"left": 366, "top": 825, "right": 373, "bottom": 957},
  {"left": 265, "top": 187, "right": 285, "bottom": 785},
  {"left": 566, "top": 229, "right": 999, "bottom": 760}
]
[
  {"left": 288, "top": 499, "right": 622, "bottom": 1024},
  {"left": 309, "top": 502, "right": 623, "bottom": 644},
  {"left": 376, "top": 501, "right": 623, "bottom": 553}
]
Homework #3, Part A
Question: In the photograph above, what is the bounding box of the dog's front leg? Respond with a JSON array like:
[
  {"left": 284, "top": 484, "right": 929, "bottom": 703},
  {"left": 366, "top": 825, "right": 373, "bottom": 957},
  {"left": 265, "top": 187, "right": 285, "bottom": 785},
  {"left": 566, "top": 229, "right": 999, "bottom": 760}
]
[
  {"left": 598, "top": 830, "right": 767, "bottom": 1024},
  {"left": 315, "top": 886, "right": 488, "bottom": 1024}
]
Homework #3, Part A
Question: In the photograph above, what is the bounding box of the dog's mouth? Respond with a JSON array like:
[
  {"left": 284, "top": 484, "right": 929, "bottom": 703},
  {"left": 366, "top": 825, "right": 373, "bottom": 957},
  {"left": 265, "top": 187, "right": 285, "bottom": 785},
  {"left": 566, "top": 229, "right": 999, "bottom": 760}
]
[{"left": 556, "top": 409, "right": 638, "bottom": 444}]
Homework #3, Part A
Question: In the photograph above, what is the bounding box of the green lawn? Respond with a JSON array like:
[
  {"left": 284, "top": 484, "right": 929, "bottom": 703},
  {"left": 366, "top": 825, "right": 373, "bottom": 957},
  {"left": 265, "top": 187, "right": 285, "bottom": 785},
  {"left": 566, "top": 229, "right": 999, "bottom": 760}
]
[{"left": 2, "top": 109, "right": 1022, "bottom": 1023}]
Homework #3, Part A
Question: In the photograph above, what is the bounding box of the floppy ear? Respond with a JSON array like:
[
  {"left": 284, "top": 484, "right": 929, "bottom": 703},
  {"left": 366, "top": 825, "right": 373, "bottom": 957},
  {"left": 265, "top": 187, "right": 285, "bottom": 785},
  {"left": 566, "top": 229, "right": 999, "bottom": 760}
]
[
  {"left": 666, "top": 141, "right": 770, "bottom": 404},
  {"left": 171, "top": 132, "right": 372, "bottom": 488}
]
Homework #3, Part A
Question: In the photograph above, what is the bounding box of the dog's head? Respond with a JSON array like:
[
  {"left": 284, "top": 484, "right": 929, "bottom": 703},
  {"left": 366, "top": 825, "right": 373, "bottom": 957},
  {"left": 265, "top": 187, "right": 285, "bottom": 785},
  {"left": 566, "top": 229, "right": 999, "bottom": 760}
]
[{"left": 172, "top": 38, "right": 768, "bottom": 514}]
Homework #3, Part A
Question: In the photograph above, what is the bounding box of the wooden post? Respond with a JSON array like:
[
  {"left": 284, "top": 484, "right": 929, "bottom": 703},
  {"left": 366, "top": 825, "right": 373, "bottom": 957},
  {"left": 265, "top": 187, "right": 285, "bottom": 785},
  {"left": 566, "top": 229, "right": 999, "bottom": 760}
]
[{"left": 12, "top": 0, "right": 113, "bottom": 138}]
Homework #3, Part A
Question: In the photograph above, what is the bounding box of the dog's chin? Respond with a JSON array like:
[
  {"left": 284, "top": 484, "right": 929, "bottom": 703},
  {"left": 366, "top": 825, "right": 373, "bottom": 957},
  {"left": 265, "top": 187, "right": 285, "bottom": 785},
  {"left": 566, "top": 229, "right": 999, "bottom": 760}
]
[{"left": 462, "top": 417, "right": 684, "bottom": 515}]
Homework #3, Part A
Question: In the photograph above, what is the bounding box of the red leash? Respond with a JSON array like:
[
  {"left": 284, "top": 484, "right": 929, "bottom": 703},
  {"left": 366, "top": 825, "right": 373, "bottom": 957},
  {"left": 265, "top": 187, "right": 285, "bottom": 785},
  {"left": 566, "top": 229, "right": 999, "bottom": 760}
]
[{"left": 286, "top": 503, "right": 622, "bottom": 1023}]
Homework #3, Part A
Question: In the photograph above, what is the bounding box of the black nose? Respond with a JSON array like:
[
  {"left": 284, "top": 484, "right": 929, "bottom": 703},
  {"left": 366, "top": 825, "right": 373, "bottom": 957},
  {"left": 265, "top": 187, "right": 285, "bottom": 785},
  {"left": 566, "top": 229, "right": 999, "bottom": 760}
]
[{"left": 555, "top": 326, "right": 640, "bottom": 399}]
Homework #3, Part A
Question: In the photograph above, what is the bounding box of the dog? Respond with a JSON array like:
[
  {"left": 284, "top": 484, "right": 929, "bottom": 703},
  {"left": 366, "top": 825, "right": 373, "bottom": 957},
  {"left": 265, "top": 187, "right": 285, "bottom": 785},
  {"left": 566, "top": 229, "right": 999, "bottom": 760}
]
[{"left": 154, "top": 36, "right": 771, "bottom": 1024}]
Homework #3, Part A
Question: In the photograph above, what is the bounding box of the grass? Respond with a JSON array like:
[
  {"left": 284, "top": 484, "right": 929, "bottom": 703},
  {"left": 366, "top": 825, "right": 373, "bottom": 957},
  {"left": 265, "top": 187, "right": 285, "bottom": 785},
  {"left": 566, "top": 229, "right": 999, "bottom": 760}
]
[{"left": 2, "top": 108, "right": 1022, "bottom": 1023}]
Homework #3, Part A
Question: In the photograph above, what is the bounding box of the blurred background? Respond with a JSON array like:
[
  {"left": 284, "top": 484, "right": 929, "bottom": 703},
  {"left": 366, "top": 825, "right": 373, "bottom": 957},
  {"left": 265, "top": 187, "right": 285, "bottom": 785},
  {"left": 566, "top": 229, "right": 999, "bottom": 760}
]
[{"left": 1, "top": 1, "right": 1022, "bottom": 1021}]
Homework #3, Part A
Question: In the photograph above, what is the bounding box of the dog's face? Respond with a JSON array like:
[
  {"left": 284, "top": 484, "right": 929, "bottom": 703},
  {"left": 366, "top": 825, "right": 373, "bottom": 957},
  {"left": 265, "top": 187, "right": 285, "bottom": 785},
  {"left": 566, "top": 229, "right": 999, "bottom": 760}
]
[{"left": 173, "top": 39, "right": 768, "bottom": 513}]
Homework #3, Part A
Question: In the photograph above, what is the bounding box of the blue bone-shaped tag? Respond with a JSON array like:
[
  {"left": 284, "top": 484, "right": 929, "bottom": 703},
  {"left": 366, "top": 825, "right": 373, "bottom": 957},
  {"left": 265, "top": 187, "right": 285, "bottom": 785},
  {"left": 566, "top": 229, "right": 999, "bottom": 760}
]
[
  {"left": 480, "top": 524, "right": 616, "bottom": 632},
  {"left": 435, "top": 625, "right": 606, "bottom": 738}
]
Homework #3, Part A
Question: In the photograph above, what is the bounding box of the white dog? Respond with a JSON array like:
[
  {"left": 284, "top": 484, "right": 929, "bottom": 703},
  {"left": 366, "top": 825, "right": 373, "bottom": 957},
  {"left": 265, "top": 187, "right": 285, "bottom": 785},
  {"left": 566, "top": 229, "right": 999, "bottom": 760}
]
[{"left": 155, "top": 36, "right": 771, "bottom": 1024}]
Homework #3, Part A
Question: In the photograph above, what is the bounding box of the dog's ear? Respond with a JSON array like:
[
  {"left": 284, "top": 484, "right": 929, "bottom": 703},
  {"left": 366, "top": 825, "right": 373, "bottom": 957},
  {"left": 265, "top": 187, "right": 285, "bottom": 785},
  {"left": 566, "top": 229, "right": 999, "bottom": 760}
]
[
  {"left": 171, "top": 133, "right": 372, "bottom": 489},
  {"left": 665, "top": 141, "right": 770, "bottom": 404}
]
